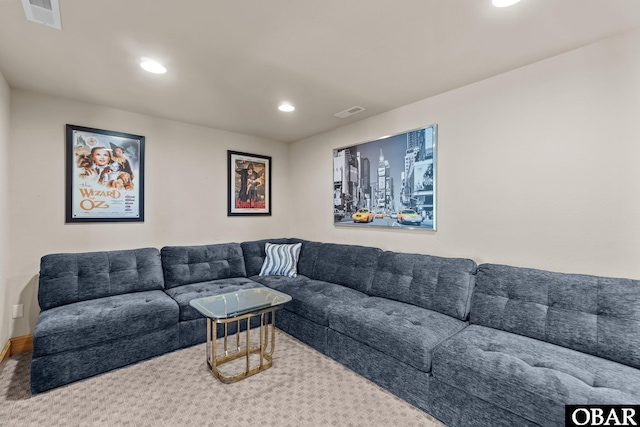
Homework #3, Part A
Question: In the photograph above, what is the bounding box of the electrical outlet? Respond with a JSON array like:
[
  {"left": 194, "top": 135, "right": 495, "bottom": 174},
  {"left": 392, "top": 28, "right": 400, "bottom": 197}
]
[{"left": 12, "top": 304, "right": 24, "bottom": 319}]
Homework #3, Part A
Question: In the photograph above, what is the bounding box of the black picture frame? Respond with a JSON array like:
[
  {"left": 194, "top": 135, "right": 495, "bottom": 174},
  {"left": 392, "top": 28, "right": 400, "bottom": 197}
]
[
  {"left": 65, "top": 124, "right": 145, "bottom": 223},
  {"left": 228, "top": 150, "right": 272, "bottom": 216}
]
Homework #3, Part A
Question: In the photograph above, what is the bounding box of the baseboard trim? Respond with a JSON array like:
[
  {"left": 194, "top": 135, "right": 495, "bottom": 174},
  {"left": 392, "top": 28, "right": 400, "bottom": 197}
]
[
  {"left": 10, "top": 334, "right": 33, "bottom": 355},
  {"left": 0, "top": 340, "right": 10, "bottom": 363},
  {"left": 0, "top": 334, "right": 33, "bottom": 362}
]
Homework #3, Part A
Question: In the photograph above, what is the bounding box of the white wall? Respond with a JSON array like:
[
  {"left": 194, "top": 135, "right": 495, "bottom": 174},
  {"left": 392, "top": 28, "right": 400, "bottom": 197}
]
[
  {"left": 7, "top": 90, "right": 292, "bottom": 337},
  {"left": 5, "top": 29, "right": 640, "bottom": 340},
  {"left": 290, "top": 29, "right": 640, "bottom": 279},
  {"left": 0, "top": 71, "right": 10, "bottom": 347}
]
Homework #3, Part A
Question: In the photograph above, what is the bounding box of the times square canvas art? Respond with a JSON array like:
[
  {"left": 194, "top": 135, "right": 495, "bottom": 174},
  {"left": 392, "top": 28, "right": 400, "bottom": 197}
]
[{"left": 333, "top": 125, "right": 436, "bottom": 231}]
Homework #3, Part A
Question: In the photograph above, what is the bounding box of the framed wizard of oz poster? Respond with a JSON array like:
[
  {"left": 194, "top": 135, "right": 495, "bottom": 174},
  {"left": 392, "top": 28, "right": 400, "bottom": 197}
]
[
  {"left": 228, "top": 150, "right": 271, "bottom": 216},
  {"left": 66, "top": 124, "right": 145, "bottom": 223}
]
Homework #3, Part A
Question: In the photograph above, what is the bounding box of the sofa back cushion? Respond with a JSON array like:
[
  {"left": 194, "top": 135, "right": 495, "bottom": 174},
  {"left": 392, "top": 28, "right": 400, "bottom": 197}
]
[
  {"left": 370, "top": 251, "right": 477, "bottom": 320},
  {"left": 241, "top": 238, "right": 311, "bottom": 277},
  {"left": 39, "top": 247, "right": 164, "bottom": 311},
  {"left": 472, "top": 263, "right": 640, "bottom": 369},
  {"left": 161, "top": 243, "right": 246, "bottom": 289},
  {"left": 309, "top": 243, "right": 382, "bottom": 293}
]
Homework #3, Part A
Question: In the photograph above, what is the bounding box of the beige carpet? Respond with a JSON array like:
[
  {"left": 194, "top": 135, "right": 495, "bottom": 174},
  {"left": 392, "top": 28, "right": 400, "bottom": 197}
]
[{"left": 0, "top": 330, "right": 442, "bottom": 427}]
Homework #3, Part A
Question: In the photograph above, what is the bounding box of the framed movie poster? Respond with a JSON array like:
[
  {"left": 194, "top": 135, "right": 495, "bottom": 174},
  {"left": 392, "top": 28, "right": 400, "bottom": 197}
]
[
  {"left": 65, "top": 124, "right": 145, "bottom": 223},
  {"left": 228, "top": 150, "right": 271, "bottom": 216},
  {"left": 333, "top": 124, "right": 437, "bottom": 231}
]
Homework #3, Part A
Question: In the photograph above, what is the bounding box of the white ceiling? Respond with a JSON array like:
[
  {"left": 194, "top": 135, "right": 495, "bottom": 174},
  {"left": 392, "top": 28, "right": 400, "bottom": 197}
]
[{"left": 1, "top": 0, "right": 640, "bottom": 142}]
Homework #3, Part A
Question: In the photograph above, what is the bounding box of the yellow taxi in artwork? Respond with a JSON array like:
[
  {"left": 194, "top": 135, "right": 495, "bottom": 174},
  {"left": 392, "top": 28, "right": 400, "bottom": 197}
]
[
  {"left": 397, "top": 209, "right": 423, "bottom": 226},
  {"left": 375, "top": 212, "right": 384, "bottom": 219},
  {"left": 352, "top": 208, "right": 373, "bottom": 223}
]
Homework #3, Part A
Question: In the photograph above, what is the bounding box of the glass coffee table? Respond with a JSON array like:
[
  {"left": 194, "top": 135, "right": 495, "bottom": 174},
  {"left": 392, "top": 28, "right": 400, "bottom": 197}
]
[{"left": 189, "top": 287, "right": 292, "bottom": 384}]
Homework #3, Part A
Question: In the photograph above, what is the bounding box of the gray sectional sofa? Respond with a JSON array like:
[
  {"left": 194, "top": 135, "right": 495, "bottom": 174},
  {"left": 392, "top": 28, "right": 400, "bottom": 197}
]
[
  {"left": 32, "top": 238, "right": 640, "bottom": 426},
  {"left": 430, "top": 264, "right": 640, "bottom": 426},
  {"left": 32, "top": 248, "right": 180, "bottom": 394}
]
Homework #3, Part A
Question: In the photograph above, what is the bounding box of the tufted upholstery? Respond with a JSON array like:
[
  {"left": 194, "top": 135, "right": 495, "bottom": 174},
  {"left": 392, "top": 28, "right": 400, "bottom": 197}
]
[
  {"left": 250, "top": 274, "right": 311, "bottom": 290},
  {"left": 164, "top": 277, "right": 263, "bottom": 321},
  {"left": 329, "top": 297, "right": 467, "bottom": 372},
  {"left": 309, "top": 243, "right": 382, "bottom": 293},
  {"left": 33, "top": 236, "right": 640, "bottom": 426},
  {"left": 265, "top": 279, "right": 369, "bottom": 326},
  {"left": 472, "top": 263, "right": 640, "bottom": 369},
  {"left": 32, "top": 290, "right": 178, "bottom": 357},
  {"left": 370, "top": 251, "right": 477, "bottom": 321},
  {"left": 161, "top": 243, "right": 247, "bottom": 289},
  {"left": 243, "top": 240, "right": 378, "bottom": 290},
  {"left": 38, "top": 248, "right": 164, "bottom": 311},
  {"left": 431, "top": 325, "right": 640, "bottom": 427}
]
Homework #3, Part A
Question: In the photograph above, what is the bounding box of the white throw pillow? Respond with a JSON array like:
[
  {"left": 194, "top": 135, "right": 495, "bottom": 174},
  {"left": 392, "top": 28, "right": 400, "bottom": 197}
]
[{"left": 259, "top": 242, "right": 302, "bottom": 277}]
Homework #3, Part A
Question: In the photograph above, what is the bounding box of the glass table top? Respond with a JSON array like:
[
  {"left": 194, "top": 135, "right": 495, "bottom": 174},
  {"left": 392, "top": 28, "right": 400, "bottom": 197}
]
[{"left": 189, "top": 288, "right": 292, "bottom": 319}]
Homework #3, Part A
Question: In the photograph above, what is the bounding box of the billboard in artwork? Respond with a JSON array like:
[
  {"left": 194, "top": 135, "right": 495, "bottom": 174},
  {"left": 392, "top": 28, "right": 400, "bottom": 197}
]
[{"left": 333, "top": 124, "right": 437, "bottom": 230}]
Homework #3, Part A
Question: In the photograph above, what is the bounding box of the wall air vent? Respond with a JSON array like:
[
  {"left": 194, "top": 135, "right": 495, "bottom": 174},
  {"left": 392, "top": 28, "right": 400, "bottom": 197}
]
[
  {"left": 22, "top": 0, "right": 62, "bottom": 30},
  {"left": 334, "top": 106, "right": 366, "bottom": 119}
]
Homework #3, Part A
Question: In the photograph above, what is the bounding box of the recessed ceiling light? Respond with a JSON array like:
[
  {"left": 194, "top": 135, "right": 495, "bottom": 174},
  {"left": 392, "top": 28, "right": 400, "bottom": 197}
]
[
  {"left": 492, "top": 0, "right": 521, "bottom": 7},
  {"left": 140, "top": 58, "right": 167, "bottom": 74},
  {"left": 278, "top": 103, "right": 295, "bottom": 112}
]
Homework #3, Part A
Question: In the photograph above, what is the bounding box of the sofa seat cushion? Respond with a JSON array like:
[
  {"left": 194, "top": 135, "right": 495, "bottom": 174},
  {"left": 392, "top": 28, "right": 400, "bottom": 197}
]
[
  {"left": 328, "top": 297, "right": 467, "bottom": 372},
  {"left": 255, "top": 278, "right": 368, "bottom": 326},
  {"left": 249, "top": 274, "right": 310, "bottom": 290},
  {"left": 431, "top": 325, "right": 640, "bottom": 426},
  {"left": 33, "top": 290, "right": 177, "bottom": 357},
  {"left": 164, "top": 278, "right": 263, "bottom": 321}
]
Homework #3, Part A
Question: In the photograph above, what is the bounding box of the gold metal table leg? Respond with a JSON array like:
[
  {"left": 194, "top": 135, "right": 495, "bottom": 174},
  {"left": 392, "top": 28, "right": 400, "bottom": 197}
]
[{"left": 204, "top": 308, "right": 279, "bottom": 384}]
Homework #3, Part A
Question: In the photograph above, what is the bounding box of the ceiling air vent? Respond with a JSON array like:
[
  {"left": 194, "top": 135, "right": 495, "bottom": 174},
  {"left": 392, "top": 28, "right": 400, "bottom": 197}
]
[
  {"left": 334, "top": 106, "right": 365, "bottom": 119},
  {"left": 22, "top": 0, "right": 62, "bottom": 30}
]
